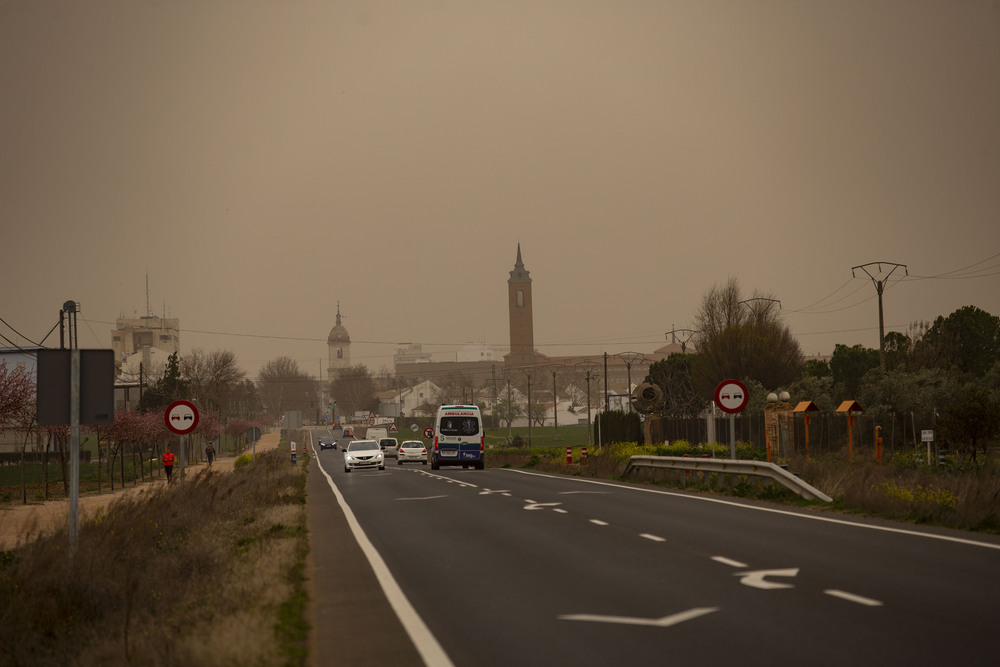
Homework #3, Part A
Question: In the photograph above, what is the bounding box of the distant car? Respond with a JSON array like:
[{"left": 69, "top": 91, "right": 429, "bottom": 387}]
[
  {"left": 397, "top": 440, "right": 427, "bottom": 465},
  {"left": 318, "top": 436, "right": 337, "bottom": 451},
  {"left": 379, "top": 437, "right": 398, "bottom": 459},
  {"left": 344, "top": 439, "right": 384, "bottom": 472}
]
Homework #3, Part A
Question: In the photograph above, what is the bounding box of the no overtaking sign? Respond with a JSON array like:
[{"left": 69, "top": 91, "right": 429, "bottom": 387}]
[{"left": 165, "top": 400, "right": 200, "bottom": 435}]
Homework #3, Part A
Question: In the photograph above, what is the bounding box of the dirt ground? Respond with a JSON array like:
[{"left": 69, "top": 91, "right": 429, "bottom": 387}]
[{"left": 0, "top": 431, "right": 281, "bottom": 550}]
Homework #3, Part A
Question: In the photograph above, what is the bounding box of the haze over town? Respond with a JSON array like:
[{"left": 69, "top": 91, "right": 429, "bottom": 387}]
[{"left": 2, "top": 1, "right": 997, "bottom": 379}]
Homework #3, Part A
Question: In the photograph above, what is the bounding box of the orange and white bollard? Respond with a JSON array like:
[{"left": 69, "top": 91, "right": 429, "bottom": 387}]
[
  {"left": 582, "top": 446, "right": 588, "bottom": 464},
  {"left": 566, "top": 446, "right": 572, "bottom": 464}
]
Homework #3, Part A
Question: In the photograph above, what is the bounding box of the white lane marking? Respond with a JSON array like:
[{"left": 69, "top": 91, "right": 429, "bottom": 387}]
[
  {"left": 397, "top": 495, "right": 448, "bottom": 501},
  {"left": 825, "top": 589, "right": 884, "bottom": 606},
  {"left": 712, "top": 556, "right": 749, "bottom": 568},
  {"left": 558, "top": 490, "right": 610, "bottom": 495},
  {"left": 524, "top": 501, "right": 563, "bottom": 511},
  {"left": 560, "top": 607, "right": 719, "bottom": 627},
  {"left": 590, "top": 519, "right": 609, "bottom": 526},
  {"left": 554, "top": 508, "right": 569, "bottom": 514},
  {"left": 640, "top": 533, "right": 666, "bottom": 542},
  {"left": 735, "top": 568, "right": 799, "bottom": 590},
  {"left": 500, "top": 469, "right": 1000, "bottom": 552},
  {"left": 479, "top": 488, "right": 510, "bottom": 495},
  {"left": 417, "top": 470, "right": 478, "bottom": 489},
  {"left": 315, "top": 456, "right": 454, "bottom": 667}
]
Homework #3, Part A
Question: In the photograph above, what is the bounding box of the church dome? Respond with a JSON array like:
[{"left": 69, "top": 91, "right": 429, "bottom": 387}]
[
  {"left": 328, "top": 303, "right": 350, "bottom": 342},
  {"left": 328, "top": 324, "right": 349, "bottom": 343}
]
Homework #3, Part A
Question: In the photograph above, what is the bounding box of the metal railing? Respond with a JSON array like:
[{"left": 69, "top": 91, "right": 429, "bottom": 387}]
[{"left": 622, "top": 455, "right": 833, "bottom": 503}]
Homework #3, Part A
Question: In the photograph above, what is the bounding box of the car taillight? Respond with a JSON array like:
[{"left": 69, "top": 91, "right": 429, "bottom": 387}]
[
  {"left": 434, "top": 437, "right": 439, "bottom": 451},
  {"left": 480, "top": 436, "right": 484, "bottom": 451}
]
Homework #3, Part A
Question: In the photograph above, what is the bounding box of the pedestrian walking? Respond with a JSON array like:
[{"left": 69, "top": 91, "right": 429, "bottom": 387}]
[
  {"left": 206, "top": 442, "right": 216, "bottom": 466},
  {"left": 162, "top": 446, "right": 176, "bottom": 483}
]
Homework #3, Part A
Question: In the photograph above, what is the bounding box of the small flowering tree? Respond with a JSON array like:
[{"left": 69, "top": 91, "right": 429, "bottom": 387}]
[{"left": 0, "top": 361, "right": 37, "bottom": 504}]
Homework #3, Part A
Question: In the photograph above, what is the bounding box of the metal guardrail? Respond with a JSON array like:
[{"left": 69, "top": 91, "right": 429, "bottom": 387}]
[{"left": 622, "top": 455, "right": 833, "bottom": 503}]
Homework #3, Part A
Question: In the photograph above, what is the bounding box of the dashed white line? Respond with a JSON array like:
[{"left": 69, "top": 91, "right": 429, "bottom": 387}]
[
  {"left": 590, "top": 519, "right": 609, "bottom": 526},
  {"left": 712, "top": 556, "right": 749, "bottom": 568},
  {"left": 554, "top": 508, "right": 569, "bottom": 514},
  {"left": 640, "top": 533, "right": 667, "bottom": 542},
  {"left": 825, "top": 590, "right": 884, "bottom": 606}
]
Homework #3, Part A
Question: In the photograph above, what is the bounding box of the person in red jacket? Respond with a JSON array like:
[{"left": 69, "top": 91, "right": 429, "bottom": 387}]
[{"left": 162, "top": 447, "right": 176, "bottom": 483}]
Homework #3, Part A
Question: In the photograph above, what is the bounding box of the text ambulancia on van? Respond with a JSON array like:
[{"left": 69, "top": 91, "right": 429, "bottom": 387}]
[{"left": 431, "top": 405, "right": 484, "bottom": 470}]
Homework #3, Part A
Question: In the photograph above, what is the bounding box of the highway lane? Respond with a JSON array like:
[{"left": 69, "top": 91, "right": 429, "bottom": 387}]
[{"left": 310, "top": 448, "right": 1000, "bottom": 666}]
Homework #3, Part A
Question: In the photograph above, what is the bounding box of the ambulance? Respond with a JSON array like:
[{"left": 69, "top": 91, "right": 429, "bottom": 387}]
[{"left": 430, "top": 404, "right": 485, "bottom": 470}]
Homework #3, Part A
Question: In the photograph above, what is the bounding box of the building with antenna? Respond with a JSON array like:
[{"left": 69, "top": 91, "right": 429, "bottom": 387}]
[{"left": 111, "top": 314, "right": 180, "bottom": 377}]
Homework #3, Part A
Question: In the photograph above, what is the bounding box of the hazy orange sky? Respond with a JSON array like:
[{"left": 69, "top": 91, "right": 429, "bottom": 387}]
[{"left": 2, "top": 1, "right": 998, "bottom": 379}]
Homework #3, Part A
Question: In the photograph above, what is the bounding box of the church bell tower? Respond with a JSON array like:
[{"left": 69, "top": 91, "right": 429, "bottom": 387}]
[{"left": 507, "top": 244, "right": 535, "bottom": 371}]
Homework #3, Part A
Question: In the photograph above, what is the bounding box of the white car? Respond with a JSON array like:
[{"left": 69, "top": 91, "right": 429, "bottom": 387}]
[
  {"left": 343, "top": 440, "right": 385, "bottom": 472},
  {"left": 397, "top": 440, "right": 427, "bottom": 465}
]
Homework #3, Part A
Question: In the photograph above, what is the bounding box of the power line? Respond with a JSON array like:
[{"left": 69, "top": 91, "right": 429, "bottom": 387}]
[{"left": 0, "top": 315, "right": 44, "bottom": 346}]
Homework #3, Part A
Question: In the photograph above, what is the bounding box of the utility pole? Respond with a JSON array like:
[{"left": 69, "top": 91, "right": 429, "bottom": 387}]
[
  {"left": 664, "top": 327, "right": 698, "bottom": 354},
  {"left": 577, "top": 364, "right": 599, "bottom": 446},
  {"left": 615, "top": 352, "right": 647, "bottom": 412},
  {"left": 738, "top": 297, "right": 781, "bottom": 320},
  {"left": 551, "top": 368, "right": 559, "bottom": 441},
  {"left": 852, "top": 262, "right": 908, "bottom": 369},
  {"left": 521, "top": 368, "right": 534, "bottom": 447},
  {"left": 603, "top": 352, "right": 609, "bottom": 412}
]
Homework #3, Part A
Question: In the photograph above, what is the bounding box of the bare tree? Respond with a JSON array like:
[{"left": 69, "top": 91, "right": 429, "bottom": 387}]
[
  {"left": 181, "top": 349, "right": 245, "bottom": 416},
  {"left": 257, "top": 356, "right": 317, "bottom": 422},
  {"left": 692, "top": 278, "right": 803, "bottom": 396},
  {"left": 329, "top": 364, "right": 377, "bottom": 418}
]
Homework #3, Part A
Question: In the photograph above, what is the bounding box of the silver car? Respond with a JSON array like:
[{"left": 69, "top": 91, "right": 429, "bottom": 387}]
[
  {"left": 379, "top": 437, "right": 399, "bottom": 459},
  {"left": 397, "top": 440, "right": 427, "bottom": 465},
  {"left": 343, "top": 440, "right": 385, "bottom": 472}
]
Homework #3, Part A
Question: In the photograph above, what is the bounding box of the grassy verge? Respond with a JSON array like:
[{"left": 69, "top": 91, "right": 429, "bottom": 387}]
[
  {"left": 0, "top": 448, "right": 310, "bottom": 667},
  {"left": 490, "top": 441, "right": 1000, "bottom": 534}
]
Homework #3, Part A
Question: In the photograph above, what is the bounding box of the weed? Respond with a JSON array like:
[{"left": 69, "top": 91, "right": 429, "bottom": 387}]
[{"left": 0, "top": 447, "right": 310, "bottom": 666}]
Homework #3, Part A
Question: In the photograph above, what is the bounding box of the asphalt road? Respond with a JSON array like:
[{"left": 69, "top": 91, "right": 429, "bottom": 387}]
[{"left": 306, "top": 432, "right": 1000, "bottom": 666}]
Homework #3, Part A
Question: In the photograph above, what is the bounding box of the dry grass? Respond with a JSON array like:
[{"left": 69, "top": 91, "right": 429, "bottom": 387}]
[{"left": 0, "top": 449, "right": 309, "bottom": 667}]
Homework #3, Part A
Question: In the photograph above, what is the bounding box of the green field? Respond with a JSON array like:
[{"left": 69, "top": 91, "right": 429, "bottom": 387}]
[{"left": 484, "top": 423, "right": 596, "bottom": 449}]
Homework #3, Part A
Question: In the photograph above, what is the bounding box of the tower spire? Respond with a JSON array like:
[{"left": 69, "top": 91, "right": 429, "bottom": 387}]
[{"left": 509, "top": 243, "right": 531, "bottom": 282}]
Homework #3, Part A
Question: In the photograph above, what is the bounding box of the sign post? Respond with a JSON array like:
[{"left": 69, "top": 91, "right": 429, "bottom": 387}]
[
  {"left": 922, "top": 429, "right": 934, "bottom": 465},
  {"left": 165, "top": 400, "right": 200, "bottom": 484},
  {"left": 247, "top": 426, "right": 262, "bottom": 460},
  {"left": 714, "top": 379, "right": 749, "bottom": 459}
]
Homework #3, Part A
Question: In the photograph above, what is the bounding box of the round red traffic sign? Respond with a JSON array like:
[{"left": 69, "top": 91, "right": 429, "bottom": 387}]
[
  {"left": 165, "top": 399, "right": 200, "bottom": 434},
  {"left": 423, "top": 427, "right": 434, "bottom": 439},
  {"left": 714, "top": 379, "right": 749, "bottom": 414}
]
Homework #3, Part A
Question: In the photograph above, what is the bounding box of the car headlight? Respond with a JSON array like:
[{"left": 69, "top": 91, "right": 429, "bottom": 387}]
[
  {"left": 376, "top": 452, "right": 383, "bottom": 459},
  {"left": 345, "top": 455, "right": 353, "bottom": 461}
]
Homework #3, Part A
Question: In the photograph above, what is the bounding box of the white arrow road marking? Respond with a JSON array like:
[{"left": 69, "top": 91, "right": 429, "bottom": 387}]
[
  {"left": 825, "top": 590, "right": 884, "bottom": 606},
  {"left": 559, "top": 607, "right": 719, "bottom": 627},
  {"left": 735, "top": 568, "right": 799, "bottom": 589},
  {"left": 523, "top": 500, "right": 563, "bottom": 511}
]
